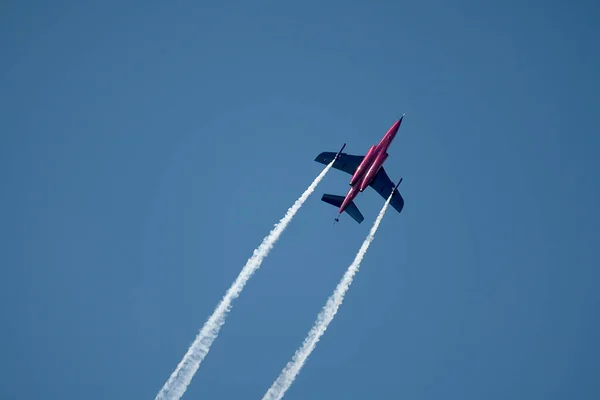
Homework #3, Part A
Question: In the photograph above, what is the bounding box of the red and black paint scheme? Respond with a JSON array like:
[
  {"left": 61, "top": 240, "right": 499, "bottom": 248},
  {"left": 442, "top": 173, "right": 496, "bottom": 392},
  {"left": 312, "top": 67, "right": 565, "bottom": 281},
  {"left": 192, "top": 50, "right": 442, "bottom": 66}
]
[{"left": 315, "top": 115, "right": 406, "bottom": 224}]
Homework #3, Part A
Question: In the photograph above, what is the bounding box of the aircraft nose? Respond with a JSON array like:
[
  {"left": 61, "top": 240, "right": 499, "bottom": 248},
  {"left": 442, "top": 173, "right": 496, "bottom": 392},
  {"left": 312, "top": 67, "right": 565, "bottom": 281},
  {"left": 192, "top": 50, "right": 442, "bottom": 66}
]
[{"left": 394, "top": 115, "right": 404, "bottom": 129}]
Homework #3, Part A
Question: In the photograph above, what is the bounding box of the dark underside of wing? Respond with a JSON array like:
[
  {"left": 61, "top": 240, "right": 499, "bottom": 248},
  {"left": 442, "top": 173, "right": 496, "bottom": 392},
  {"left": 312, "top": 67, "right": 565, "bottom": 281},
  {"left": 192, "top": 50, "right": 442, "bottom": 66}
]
[
  {"left": 314, "top": 152, "right": 364, "bottom": 176},
  {"left": 369, "top": 167, "right": 404, "bottom": 214}
]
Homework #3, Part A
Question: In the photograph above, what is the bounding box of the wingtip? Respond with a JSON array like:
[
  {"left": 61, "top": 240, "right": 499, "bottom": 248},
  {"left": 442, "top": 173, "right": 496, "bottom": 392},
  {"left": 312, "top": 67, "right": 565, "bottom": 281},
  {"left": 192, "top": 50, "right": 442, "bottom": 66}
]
[{"left": 394, "top": 177, "right": 403, "bottom": 191}]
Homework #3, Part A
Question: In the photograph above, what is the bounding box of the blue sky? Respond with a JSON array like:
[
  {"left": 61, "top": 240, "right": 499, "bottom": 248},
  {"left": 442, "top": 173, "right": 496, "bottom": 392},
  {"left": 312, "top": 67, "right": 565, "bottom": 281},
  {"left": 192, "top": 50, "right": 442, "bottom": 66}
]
[{"left": 1, "top": 1, "right": 599, "bottom": 399}]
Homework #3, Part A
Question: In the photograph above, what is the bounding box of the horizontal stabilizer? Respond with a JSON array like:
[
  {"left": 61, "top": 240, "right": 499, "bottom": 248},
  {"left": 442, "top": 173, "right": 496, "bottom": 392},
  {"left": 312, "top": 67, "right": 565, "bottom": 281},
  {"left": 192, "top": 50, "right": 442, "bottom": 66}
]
[
  {"left": 321, "top": 194, "right": 365, "bottom": 224},
  {"left": 321, "top": 194, "right": 344, "bottom": 208}
]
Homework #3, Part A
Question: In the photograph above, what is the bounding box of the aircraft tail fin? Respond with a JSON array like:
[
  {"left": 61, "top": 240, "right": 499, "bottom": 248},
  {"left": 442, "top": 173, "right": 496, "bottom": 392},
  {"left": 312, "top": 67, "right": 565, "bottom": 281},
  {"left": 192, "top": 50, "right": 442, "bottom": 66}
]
[{"left": 321, "top": 194, "right": 365, "bottom": 224}]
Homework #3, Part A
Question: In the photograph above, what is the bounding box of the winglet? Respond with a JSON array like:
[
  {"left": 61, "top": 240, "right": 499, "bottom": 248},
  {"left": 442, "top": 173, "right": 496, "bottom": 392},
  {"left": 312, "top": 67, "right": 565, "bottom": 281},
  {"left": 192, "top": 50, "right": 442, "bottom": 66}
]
[
  {"left": 334, "top": 143, "right": 346, "bottom": 160},
  {"left": 394, "top": 177, "right": 403, "bottom": 191}
]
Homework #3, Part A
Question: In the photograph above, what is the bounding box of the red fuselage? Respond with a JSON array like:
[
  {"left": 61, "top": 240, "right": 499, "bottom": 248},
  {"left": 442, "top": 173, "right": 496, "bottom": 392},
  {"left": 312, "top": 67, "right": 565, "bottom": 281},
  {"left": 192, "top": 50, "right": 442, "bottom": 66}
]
[{"left": 339, "top": 118, "right": 403, "bottom": 214}]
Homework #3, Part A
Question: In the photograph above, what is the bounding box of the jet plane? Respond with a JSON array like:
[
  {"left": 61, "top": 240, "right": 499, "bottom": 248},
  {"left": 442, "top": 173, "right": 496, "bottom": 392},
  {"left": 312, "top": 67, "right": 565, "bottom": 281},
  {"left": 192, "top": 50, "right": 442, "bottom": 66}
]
[{"left": 314, "top": 115, "right": 406, "bottom": 223}]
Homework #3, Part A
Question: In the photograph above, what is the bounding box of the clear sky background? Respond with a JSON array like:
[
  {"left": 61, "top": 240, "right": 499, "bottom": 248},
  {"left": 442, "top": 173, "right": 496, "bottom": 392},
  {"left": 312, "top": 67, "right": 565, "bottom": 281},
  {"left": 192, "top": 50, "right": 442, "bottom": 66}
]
[{"left": 1, "top": 1, "right": 599, "bottom": 399}]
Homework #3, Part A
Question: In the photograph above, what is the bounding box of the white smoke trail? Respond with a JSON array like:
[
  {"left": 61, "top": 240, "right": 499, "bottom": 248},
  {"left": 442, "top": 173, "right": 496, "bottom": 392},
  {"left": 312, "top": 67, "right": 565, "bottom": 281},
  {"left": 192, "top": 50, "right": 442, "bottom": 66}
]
[
  {"left": 262, "top": 191, "right": 394, "bottom": 400},
  {"left": 155, "top": 161, "right": 334, "bottom": 400}
]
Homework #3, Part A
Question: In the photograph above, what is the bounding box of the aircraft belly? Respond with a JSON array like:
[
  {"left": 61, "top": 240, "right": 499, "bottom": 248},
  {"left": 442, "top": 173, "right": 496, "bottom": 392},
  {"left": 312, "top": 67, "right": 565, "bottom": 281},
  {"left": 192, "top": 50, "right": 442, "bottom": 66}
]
[
  {"left": 360, "top": 152, "right": 388, "bottom": 191},
  {"left": 350, "top": 146, "right": 377, "bottom": 186}
]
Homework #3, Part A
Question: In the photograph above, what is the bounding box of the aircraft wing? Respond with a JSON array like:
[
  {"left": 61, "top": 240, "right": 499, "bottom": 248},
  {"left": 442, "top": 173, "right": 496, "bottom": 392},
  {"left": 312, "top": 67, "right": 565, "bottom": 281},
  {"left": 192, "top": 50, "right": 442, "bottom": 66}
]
[
  {"left": 369, "top": 167, "right": 405, "bottom": 214},
  {"left": 314, "top": 152, "right": 364, "bottom": 176}
]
